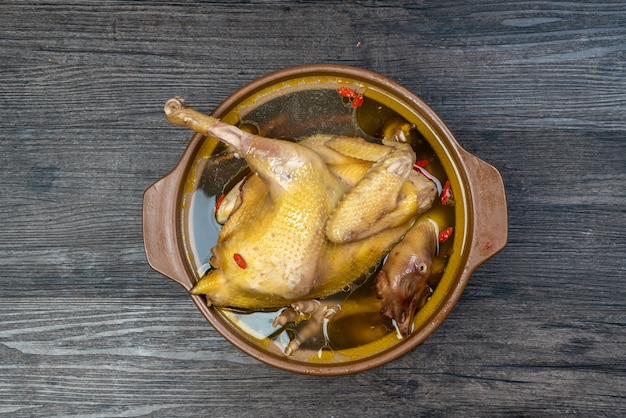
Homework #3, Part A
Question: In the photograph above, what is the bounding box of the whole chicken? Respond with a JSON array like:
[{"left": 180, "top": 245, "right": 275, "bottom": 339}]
[{"left": 164, "top": 97, "right": 437, "bottom": 329}]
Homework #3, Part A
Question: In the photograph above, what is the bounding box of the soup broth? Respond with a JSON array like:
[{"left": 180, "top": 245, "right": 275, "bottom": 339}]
[{"left": 182, "top": 80, "right": 456, "bottom": 364}]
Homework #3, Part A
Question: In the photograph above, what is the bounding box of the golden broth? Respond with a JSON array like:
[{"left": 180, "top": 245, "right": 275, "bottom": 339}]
[{"left": 181, "top": 80, "right": 456, "bottom": 364}]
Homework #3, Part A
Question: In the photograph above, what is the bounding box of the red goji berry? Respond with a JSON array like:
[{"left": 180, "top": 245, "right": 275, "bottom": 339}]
[
  {"left": 214, "top": 194, "right": 226, "bottom": 213},
  {"left": 414, "top": 159, "right": 429, "bottom": 169},
  {"left": 438, "top": 226, "right": 453, "bottom": 243},
  {"left": 440, "top": 180, "right": 453, "bottom": 205},
  {"left": 233, "top": 253, "right": 247, "bottom": 269},
  {"left": 351, "top": 94, "right": 364, "bottom": 108},
  {"left": 338, "top": 87, "right": 356, "bottom": 98}
]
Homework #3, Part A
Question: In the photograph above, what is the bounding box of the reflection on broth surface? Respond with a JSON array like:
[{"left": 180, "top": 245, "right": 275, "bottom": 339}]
[{"left": 182, "top": 83, "right": 455, "bottom": 363}]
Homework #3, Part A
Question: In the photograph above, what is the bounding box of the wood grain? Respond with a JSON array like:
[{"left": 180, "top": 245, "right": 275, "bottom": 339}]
[{"left": 1, "top": 1, "right": 625, "bottom": 416}]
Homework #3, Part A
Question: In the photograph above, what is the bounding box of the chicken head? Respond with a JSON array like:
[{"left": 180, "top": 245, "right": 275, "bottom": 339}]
[{"left": 375, "top": 218, "right": 439, "bottom": 336}]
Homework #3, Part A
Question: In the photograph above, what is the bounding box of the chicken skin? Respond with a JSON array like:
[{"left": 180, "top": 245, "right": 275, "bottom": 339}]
[{"left": 164, "top": 97, "right": 437, "bottom": 335}]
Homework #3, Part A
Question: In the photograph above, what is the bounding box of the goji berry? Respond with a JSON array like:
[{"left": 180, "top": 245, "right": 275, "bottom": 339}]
[
  {"left": 414, "top": 159, "right": 429, "bottom": 169},
  {"left": 438, "top": 227, "right": 453, "bottom": 243},
  {"left": 351, "top": 94, "right": 364, "bottom": 108},
  {"left": 440, "top": 180, "right": 453, "bottom": 205},
  {"left": 233, "top": 253, "right": 247, "bottom": 269},
  {"left": 338, "top": 87, "right": 356, "bottom": 98}
]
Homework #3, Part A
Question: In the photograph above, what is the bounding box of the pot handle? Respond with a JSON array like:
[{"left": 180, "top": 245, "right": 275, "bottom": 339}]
[
  {"left": 458, "top": 148, "right": 508, "bottom": 272},
  {"left": 142, "top": 167, "right": 194, "bottom": 291}
]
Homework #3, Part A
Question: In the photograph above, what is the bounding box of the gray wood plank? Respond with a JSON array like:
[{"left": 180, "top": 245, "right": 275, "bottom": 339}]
[{"left": 1, "top": 1, "right": 625, "bottom": 416}]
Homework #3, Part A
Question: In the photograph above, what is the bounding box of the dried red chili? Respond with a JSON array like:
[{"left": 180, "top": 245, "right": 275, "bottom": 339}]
[
  {"left": 438, "top": 226, "right": 453, "bottom": 243},
  {"left": 233, "top": 253, "right": 247, "bottom": 269}
]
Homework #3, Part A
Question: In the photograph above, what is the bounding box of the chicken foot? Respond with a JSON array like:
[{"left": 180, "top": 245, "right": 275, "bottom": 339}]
[{"left": 272, "top": 300, "right": 342, "bottom": 356}]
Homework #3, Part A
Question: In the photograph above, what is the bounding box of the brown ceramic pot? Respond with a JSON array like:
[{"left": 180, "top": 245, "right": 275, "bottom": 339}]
[{"left": 143, "top": 64, "right": 507, "bottom": 375}]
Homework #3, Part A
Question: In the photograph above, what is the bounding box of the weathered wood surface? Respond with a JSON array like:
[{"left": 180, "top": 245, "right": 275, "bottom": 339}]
[{"left": 1, "top": 1, "right": 625, "bottom": 416}]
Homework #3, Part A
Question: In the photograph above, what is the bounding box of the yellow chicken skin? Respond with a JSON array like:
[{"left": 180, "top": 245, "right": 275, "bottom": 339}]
[{"left": 164, "top": 97, "right": 437, "bottom": 313}]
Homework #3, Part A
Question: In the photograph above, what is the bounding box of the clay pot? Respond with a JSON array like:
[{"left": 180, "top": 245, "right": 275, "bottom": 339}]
[{"left": 143, "top": 64, "right": 507, "bottom": 375}]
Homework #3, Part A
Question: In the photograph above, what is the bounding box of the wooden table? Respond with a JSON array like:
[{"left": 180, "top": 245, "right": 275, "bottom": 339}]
[{"left": 1, "top": 1, "right": 624, "bottom": 416}]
